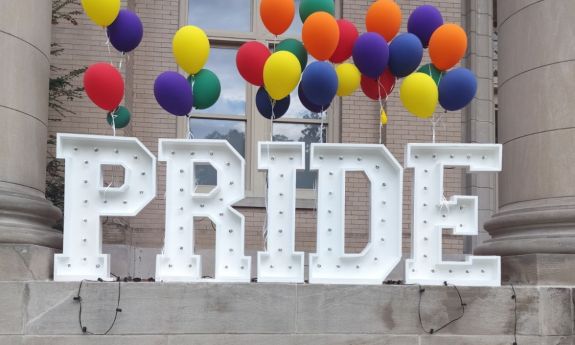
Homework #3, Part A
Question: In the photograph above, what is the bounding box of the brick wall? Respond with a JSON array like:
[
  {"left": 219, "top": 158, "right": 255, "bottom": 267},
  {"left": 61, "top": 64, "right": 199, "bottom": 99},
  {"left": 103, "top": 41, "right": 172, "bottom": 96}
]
[{"left": 48, "top": 0, "right": 465, "bottom": 270}]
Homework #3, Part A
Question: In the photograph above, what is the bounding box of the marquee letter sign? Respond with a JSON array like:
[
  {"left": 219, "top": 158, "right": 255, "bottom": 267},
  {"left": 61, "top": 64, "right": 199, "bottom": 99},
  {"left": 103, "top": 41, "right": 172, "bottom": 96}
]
[
  {"left": 54, "top": 134, "right": 501, "bottom": 286},
  {"left": 404, "top": 144, "right": 502, "bottom": 286},
  {"left": 54, "top": 134, "right": 156, "bottom": 281},
  {"left": 155, "top": 139, "right": 251, "bottom": 282},
  {"left": 257, "top": 142, "right": 306, "bottom": 283},
  {"left": 308, "top": 144, "right": 403, "bottom": 284}
]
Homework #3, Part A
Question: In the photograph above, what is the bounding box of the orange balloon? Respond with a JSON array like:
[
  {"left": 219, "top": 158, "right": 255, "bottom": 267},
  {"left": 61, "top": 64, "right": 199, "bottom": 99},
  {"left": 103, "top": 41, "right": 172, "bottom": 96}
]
[
  {"left": 365, "top": 0, "right": 401, "bottom": 42},
  {"left": 302, "top": 12, "right": 339, "bottom": 61},
  {"left": 429, "top": 23, "right": 468, "bottom": 71},
  {"left": 260, "top": 0, "right": 295, "bottom": 35}
]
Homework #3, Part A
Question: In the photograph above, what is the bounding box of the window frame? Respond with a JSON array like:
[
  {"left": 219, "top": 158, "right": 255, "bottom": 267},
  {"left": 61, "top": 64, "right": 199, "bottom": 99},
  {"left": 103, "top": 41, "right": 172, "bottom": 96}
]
[{"left": 178, "top": 0, "right": 341, "bottom": 206}]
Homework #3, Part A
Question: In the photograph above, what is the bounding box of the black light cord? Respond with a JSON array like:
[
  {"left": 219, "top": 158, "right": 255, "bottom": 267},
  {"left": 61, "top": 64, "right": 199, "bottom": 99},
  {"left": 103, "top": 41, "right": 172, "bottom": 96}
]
[
  {"left": 418, "top": 281, "right": 466, "bottom": 334},
  {"left": 511, "top": 283, "right": 518, "bottom": 345},
  {"left": 74, "top": 274, "right": 122, "bottom": 335}
]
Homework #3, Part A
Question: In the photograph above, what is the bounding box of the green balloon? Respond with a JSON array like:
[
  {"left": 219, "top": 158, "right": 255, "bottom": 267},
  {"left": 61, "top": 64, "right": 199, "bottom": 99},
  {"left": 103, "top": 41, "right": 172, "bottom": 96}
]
[
  {"left": 106, "top": 106, "right": 131, "bottom": 129},
  {"left": 276, "top": 38, "right": 308, "bottom": 71},
  {"left": 189, "top": 69, "right": 221, "bottom": 110},
  {"left": 299, "top": 0, "right": 335, "bottom": 22},
  {"left": 417, "top": 63, "right": 445, "bottom": 86}
]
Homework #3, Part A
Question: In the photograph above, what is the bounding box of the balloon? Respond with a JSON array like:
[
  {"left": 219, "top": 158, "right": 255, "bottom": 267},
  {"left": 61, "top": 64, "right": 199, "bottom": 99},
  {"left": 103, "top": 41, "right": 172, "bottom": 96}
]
[
  {"left": 106, "top": 106, "right": 131, "bottom": 129},
  {"left": 276, "top": 39, "right": 308, "bottom": 71},
  {"left": 400, "top": 72, "right": 438, "bottom": 118},
  {"left": 301, "top": 61, "right": 338, "bottom": 106},
  {"left": 173, "top": 26, "right": 210, "bottom": 75},
  {"left": 352, "top": 32, "right": 389, "bottom": 79},
  {"left": 81, "top": 0, "right": 120, "bottom": 27},
  {"left": 154, "top": 71, "right": 193, "bottom": 116},
  {"left": 299, "top": 0, "right": 335, "bottom": 22},
  {"left": 360, "top": 69, "right": 396, "bottom": 101},
  {"left": 263, "top": 51, "right": 301, "bottom": 100},
  {"left": 335, "top": 63, "right": 360, "bottom": 97},
  {"left": 330, "top": 19, "right": 359, "bottom": 63},
  {"left": 380, "top": 108, "right": 388, "bottom": 125},
  {"left": 388, "top": 33, "right": 423, "bottom": 78},
  {"left": 260, "top": 0, "right": 294, "bottom": 35},
  {"left": 106, "top": 9, "right": 144, "bottom": 53},
  {"left": 189, "top": 69, "right": 221, "bottom": 110},
  {"left": 407, "top": 5, "right": 444, "bottom": 48},
  {"left": 429, "top": 23, "right": 467, "bottom": 71},
  {"left": 236, "top": 42, "right": 270, "bottom": 86},
  {"left": 298, "top": 83, "right": 329, "bottom": 113},
  {"left": 302, "top": 12, "right": 339, "bottom": 61},
  {"left": 255, "top": 87, "right": 290, "bottom": 119},
  {"left": 438, "top": 68, "right": 477, "bottom": 111},
  {"left": 83, "top": 63, "right": 124, "bottom": 111},
  {"left": 365, "top": 0, "right": 401, "bottom": 42},
  {"left": 417, "top": 63, "right": 444, "bottom": 86}
]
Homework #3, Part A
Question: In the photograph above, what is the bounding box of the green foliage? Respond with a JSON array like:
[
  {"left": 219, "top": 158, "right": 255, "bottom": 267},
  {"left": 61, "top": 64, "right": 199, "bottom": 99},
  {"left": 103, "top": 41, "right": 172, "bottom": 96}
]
[{"left": 47, "top": 0, "right": 85, "bottom": 224}]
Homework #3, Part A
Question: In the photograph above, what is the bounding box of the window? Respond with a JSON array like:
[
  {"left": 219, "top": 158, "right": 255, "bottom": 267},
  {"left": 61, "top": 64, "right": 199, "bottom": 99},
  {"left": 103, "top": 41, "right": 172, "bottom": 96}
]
[{"left": 180, "top": 0, "right": 340, "bottom": 202}]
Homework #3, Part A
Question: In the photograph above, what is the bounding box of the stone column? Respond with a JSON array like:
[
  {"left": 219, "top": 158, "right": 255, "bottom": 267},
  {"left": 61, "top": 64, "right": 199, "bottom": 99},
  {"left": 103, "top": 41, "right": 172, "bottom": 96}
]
[
  {"left": 477, "top": 0, "right": 575, "bottom": 285},
  {"left": 461, "top": 0, "right": 497, "bottom": 253},
  {"left": 0, "top": 0, "right": 62, "bottom": 280}
]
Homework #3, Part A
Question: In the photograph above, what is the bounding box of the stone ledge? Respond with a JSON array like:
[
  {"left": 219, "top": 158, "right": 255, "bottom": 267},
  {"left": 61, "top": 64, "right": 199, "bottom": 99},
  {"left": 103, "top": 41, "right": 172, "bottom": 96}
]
[{"left": 0, "top": 282, "right": 572, "bottom": 339}]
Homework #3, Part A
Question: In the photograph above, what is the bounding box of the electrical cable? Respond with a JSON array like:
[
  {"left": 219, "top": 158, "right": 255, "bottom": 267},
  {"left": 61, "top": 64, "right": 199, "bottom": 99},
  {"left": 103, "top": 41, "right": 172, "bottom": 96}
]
[
  {"left": 511, "top": 283, "right": 518, "bottom": 345},
  {"left": 74, "top": 274, "right": 122, "bottom": 335},
  {"left": 418, "top": 281, "right": 466, "bottom": 335}
]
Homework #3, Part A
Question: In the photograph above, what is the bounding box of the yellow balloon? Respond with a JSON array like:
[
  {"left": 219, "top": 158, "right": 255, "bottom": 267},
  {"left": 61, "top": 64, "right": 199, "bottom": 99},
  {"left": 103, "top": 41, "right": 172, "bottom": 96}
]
[
  {"left": 335, "top": 63, "right": 361, "bottom": 97},
  {"left": 81, "top": 0, "right": 120, "bottom": 27},
  {"left": 173, "top": 26, "right": 210, "bottom": 75},
  {"left": 399, "top": 72, "right": 438, "bottom": 118},
  {"left": 380, "top": 108, "right": 388, "bottom": 125},
  {"left": 263, "top": 51, "right": 301, "bottom": 100}
]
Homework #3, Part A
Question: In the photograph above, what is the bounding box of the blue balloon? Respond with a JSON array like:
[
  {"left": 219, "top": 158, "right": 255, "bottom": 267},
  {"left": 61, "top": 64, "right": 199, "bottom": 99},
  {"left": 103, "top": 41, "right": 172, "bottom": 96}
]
[
  {"left": 298, "top": 83, "right": 330, "bottom": 113},
  {"left": 352, "top": 32, "right": 389, "bottom": 79},
  {"left": 388, "top": 33, "right": 423, "bottom": 78},
  {"left": 256, "top": 86, "right": 290, "bottom": 119},
  {"left": 107, "top": 9, "right": 144, "bottom": 53},
  {"left": 300, "top": 61, "right": 338, "bottom": 107},
  {"left": 438, "top": 68, "right": 477, "bottom": 111},
  {"left": 154, "top": 71, "right": 193, "bottom": 116}
]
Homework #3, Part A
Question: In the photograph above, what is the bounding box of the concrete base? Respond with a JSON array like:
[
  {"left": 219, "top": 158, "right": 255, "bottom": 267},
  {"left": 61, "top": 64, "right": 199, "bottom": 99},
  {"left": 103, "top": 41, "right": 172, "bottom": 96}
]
[
  {"left": 502, "top": 254, "right": 575, "bottom": 286},
  {"left": 0, "top": 244, "right": 57, "bottom": 281},
  {"left": 0, "top": 282, "right": 572, "bottom": 344}
]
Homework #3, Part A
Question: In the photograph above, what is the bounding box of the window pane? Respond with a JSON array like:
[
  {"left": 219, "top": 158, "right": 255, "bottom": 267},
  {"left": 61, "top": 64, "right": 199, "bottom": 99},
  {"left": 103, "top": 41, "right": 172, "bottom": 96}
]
[
  {"left": 188, "top": 0, "right": 251, "bottom": 32},
  {"left": 189, "top": 118, "right": 246, "bottom": 186},
  {"left": 193, "top": 48, "right": 246, "bottom": 116},
  {"left": 273, "top": 123, "right": 327, "bottom": 189}
]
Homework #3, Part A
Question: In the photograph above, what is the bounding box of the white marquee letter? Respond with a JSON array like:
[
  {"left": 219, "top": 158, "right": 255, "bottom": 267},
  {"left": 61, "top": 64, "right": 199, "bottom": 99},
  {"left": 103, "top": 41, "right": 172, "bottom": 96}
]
[
  {"left": 156, "top": 139, "right": 250, "bottom": 282},
  {"left": 257, "top": 142, "right": 305, "bottom": 283},
  {"left": 54, "top": 134, "right": 156, "bottom": 281},
  {"left": 309, "top": 144, "right": 403, "bottom": 284},
  {"left": 405, "top": 143, "right": 502, "bottom": 286}
]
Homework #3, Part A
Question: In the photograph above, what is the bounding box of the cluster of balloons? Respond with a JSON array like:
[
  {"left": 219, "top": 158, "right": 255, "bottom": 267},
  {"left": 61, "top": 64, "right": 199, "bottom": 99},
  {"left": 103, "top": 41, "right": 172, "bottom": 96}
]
[
  {"left": 236, "top": 0, "right": 477, "bottom": 124},
  {"left": 237, "top": 0, "right": 350, "bottom": 119},
  {"left": 81, "top": 0, "right": 144, "bottom": 129},
  {"left": 153, "top": 26, "right": 221, "bottom": 117}
]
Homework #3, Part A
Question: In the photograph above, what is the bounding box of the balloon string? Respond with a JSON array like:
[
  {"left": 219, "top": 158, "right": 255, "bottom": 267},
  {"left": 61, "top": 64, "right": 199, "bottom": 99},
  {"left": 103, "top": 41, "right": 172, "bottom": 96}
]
[
  {"left": 104, "top": 29, "right": 113, "bottom": 67},
  {"left": 319, "top": 108, "right": 325, "bottom": 143},
  {"left": 186, "top": 115, "right": 194, "bottom": 139},
  {"left": 430, "top": 110, "right": 447, "bottom": 143},
  {"left": 379, "top": 123, "right": 383, "bottom": 145},
  {"left": 111, "top": 109, "right": 117, "bottom": 137}
]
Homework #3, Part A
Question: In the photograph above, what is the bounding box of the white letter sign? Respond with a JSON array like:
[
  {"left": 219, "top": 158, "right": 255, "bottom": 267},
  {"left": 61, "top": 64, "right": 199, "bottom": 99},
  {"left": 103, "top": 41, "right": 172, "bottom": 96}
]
[
  {"left": 155, "top": 139, "right": 251, "bottom": 282},
  {"left": 405, "top": 143, "right": 502, "bottom": 286},
  {"left": 309, "top": 144, "right": 403, "bottom": 284},
  {"left": 257, "top": 142, "right": 305, "bottom": 283},
  {"left": 54, "top": 134, "right": 156, "bottom": 281}
]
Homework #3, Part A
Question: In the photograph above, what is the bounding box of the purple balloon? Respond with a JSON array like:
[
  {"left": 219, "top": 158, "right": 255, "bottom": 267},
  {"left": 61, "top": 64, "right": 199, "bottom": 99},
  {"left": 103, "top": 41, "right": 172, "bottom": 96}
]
[
  {"left": 407, "top": 5, "right": 443, "bottom": 48},
  {"left": 154, "top": 71, "right": 193, "bottom": 116},
  {"left": 352, "top": 32, "right": 389, "bottom": 79},
  {"left": 298, "top": 83, "right": 330, "bottom": 113},
  {"left": 107, "top": 9, "right": 144, "bottom": 53}
]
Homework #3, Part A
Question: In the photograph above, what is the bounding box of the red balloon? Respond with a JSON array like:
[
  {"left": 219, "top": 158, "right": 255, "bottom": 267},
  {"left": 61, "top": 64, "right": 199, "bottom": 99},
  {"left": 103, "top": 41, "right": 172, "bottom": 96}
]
[
  {"left": 236, "top": 41, "right": 271, "bottom": 86},
  {"left": 330, "top": 19, "right": 358, "bottom": 63},
  {"left": 83, "top": 63, "right": 124, "bottom": 111},
  {"left": 360, "top": 69, "right": 396, "bottom": 101}
]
